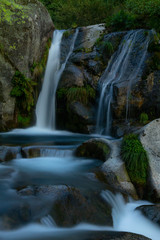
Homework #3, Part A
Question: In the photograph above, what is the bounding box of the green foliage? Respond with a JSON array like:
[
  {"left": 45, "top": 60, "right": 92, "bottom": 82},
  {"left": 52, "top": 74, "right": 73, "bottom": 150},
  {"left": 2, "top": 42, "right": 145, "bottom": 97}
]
[
  {"left": 110, "top": 10, "right": 136, "bottom": 31},
  {"left": 103, "top": 41, "right": 114, "bottom": 55},
  {"left": 39, "top": 0, "right": 109, "bottom": 29},
  {"left": 39, "top": 0, "right": 160, "bottom": 32},
  {"left": 10, "top": 71, "right": 36, "bottom": 112},
  {"left": 125, "top": 0, "right": 160, "bottom": 31},
  {"left": 63, "top": 30, "right": 70, "bottom": 38},
  {"left": 121, "top": 134, "right": 148, "bottom": 185},
  {"left": 57, "top": 85, "right": 96, "bottom": 106},
  {"left": 17, "top": 114, "right": 31, "bottom": 127},
  {"left": 140, "top": 113, "right": 149, "bottom": 125},
  {"left": 66, "top": 85, "right": 96, "bottom": 106}
]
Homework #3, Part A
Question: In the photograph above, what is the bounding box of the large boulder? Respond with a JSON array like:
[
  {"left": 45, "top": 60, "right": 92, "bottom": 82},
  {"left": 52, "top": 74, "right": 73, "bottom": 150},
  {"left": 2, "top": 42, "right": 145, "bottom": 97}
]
[
  {"left": 0, "top": 0, "right": 54, "bottom": 131},
  {"left": 75, "top": 138, "right": 110, "bottom": 162},
  {"left": 101, "top": 139, "right": 138, "bottom": 199},
  {"left": 140, "top": 119, "right": 160, "bottom": 200}
]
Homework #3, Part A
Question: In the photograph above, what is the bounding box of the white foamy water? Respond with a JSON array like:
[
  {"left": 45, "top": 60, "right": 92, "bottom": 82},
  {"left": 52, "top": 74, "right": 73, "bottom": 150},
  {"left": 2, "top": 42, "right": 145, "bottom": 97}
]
[
  {"left": 10, "top": 156, "right": 94, "bottom": 175},
  {"left": 36, "top": 29, "right": 79, "bottom": 129},
  {"left": 0, "top": 191, "right": 160, "bottom": 240},
  {"left": 101, "top": 190, "right": 160, "bottom": 240},
  {"left": 96, "top": 29, "right": 151, "bottom": 135}
]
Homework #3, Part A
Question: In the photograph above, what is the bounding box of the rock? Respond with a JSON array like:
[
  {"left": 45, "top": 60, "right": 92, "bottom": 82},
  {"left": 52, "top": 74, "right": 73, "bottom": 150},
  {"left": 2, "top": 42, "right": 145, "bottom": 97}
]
[
  {"left": 76, "top": 138, "right": 110, "bottom": 161},
  {"left": 101, "top": 139, "right": 138, "bottom": 199},
  {"left": 57, "top": 26, "right": 125, "bottom": 134},
  {"left": 137, "top": 204, "right": 160, "bottom": 226},
  {"left": 50, "top": 186, "right": 112, "bottom": 227},
  {"left": 74, "top": 24, "right": 106, "bottom": 50},
  {"left": 0, "top": 146, "right": 22, "bottom": 162},
  {"left": 59, "top": 64, "right": 84, "bottom": 88},
  {"left": 22, "top": 145, "right": 73, "bottom": 158},
  {"left": 78, "top": 231, "right": 151, "bottom": 240},
  {"left": 0, "top": 0, "right": 54, "bottom": 131},
  {"left": 140, "top": 119, "right": 160, "bottom": 200},
  {"left": 18, "top": 184, "right": 112, "bottom": 227}
]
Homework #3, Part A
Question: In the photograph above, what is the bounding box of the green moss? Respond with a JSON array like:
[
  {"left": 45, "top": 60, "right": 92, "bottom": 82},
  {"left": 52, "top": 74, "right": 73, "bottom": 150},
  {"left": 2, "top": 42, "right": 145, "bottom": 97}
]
[
  {"left": 121, "top": 134, "right": 148, "bottom": 186},
  {"left": 0, "top": 0, "right": 28, "bottom": 25},
  {"left": 76, "top": 140, "right": 110, "bottom": 161}
]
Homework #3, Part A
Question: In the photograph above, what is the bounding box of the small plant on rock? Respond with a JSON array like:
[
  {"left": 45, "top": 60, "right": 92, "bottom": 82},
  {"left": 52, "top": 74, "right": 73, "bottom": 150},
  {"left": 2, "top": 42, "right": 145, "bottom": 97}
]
[
  {"left": 140, "top": 112, "right": 148, "bottom": 125},
  {"left": 121, "top": 134, "right": 148, "bottom": 187}
]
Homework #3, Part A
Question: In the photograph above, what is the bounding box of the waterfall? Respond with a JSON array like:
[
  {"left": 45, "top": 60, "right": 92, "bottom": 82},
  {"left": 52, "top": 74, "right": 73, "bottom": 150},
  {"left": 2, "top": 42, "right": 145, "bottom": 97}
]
[
  {"left": 36, "top": 29, "right": 79, "bottom": 129},
  {"left": 101, "top": 190, "right": 160, "bottom": 240},
  {"left": 96, "top": 30, "right": 151, "bottom": 135}
]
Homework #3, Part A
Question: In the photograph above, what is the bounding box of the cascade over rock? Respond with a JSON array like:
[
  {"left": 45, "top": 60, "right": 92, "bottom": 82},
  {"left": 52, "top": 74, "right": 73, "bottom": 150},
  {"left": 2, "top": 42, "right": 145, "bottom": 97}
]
[
  {"left": 0, "top": 0, "right": 54, "bottom": 131},
  {"left": 57, "top": 26, "right": 160, "bottom": 135},
  {"left": 56, "top": 25, "right": 124, "bottom": 133}
]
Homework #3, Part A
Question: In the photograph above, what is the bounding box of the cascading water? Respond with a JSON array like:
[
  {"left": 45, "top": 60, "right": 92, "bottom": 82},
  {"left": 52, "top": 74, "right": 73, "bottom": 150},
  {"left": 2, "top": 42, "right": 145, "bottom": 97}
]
[
  {"left": 96, "top": 29, "right": 152, "bottom": 135},
  {"left": 36, "top": 29, "right": 79, "bottom": 129}
]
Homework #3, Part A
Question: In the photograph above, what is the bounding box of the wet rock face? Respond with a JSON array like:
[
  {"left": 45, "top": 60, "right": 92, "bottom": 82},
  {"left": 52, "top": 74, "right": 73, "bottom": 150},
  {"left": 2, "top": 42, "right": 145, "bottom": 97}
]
[
  {"left": 0, "top": 0, "right": 54, "bottom": 131},
  {"left": 112, "top": 32, "right": 160, "bottom": 136},
  {"left": 140, "top": 119, "right": 160, "bottom": 201},
  {"left": 56, "top": 26, "right": 124, "bottom": 133}
]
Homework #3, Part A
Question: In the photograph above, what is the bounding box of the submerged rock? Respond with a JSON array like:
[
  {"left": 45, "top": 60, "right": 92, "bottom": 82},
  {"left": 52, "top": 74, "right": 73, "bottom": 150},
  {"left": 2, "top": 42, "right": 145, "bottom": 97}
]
[
  {"left": 80, "top": 231, "right": 151, "bottom": 240},
  {"left": 0, "top": 146, "right": 21, "bottom": 162},
  {"left": 140, "top": 119, "right": 160, "bottom": 200},
  {"left": 75, "top": 138, "right": 110, "bottom": 161}
]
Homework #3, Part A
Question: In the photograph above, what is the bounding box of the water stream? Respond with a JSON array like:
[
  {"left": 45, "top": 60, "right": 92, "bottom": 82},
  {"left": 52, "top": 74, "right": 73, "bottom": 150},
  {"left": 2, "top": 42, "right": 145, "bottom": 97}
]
[
  {"left": 0, "top": 28, "right": 160, "bottom": 240},
  {"left": 36, "top": 29, "right": 79, "bottom": 129},
  {"left": 96, "top": 29, "right": 151, "bottom": 135}
]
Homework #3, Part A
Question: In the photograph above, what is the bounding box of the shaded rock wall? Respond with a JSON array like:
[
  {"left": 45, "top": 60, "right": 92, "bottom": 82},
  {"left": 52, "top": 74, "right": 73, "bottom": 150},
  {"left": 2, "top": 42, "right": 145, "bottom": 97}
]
[{"left": 0, "top": 0, "right": 54, "bottom": 131}]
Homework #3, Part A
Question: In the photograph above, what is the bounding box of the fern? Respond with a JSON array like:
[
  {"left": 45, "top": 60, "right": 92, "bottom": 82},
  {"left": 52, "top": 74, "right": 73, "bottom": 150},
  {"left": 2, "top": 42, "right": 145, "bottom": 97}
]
[{"left": 121, "top": 134, "right": 148, "bottom": 185}]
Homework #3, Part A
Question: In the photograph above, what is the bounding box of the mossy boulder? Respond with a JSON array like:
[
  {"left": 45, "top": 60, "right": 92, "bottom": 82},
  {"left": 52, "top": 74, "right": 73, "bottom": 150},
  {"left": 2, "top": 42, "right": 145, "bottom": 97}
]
[
  {"left": 0, "top": 0, "right": 54, "bottom": 131},
  {"left": 75, "top": 138, "right": 110, "bottom": 161}
]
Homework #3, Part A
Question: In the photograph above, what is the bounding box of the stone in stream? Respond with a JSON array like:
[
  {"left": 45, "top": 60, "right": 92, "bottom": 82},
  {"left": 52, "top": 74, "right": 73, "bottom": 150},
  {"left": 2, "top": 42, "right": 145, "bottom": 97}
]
[
  {"left": 0, "top": 146, "right": 22, "bottom": 162},
  {"left": 79, "top": 231, "right": 151, "bottom": 240},
  {"left": 18, "top": 184, "right": 112, "bottom": 227},
  {"left": 140, "top": 118, "right": 160, "bottom": 201},
  {"left": 75, "top": 138, "right": 110, "bottom": 161},
  {"left": 137, "top": 204, "right": 160, "bottom": 227}
]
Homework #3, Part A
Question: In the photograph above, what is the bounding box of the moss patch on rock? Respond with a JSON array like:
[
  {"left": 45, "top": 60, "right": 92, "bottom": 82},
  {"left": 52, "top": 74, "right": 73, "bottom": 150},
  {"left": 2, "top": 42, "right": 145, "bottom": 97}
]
[{"left": 75, "top": 138, "right": 110, "bottom": 161}]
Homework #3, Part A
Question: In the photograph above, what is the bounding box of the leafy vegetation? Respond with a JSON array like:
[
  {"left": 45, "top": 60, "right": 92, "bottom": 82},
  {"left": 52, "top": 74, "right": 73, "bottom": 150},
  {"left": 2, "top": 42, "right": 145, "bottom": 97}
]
[
  {"left": 10, "top": 71, "right": 36, "bottom": 112},
  {"left": 57, "top": 85, "right": 96, "bottom": 106},
  {"left": 39, "top": 0, "right": 160, "bottom": 32},
  {"left": 121, "top": 134, "right": 148, "bottom": 186},
  {"left": 140, "top": 113, "right": 149, "bottom": 125}
]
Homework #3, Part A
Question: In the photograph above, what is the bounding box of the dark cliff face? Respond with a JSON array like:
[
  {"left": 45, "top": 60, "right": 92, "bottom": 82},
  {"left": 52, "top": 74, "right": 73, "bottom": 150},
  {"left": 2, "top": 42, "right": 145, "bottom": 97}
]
[
  {"left": 56, "top": 25, "right": 125, "bottom": 133},
  {"left": 57, "top": 26, "right": 160, "bottom": 135},
  {"left": 0, "top": 0, "right": 54, "bottom": 131}
]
